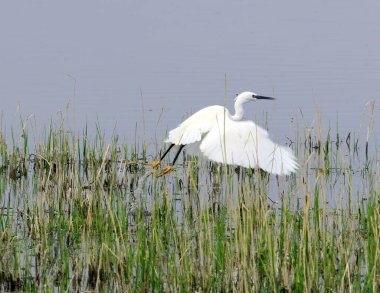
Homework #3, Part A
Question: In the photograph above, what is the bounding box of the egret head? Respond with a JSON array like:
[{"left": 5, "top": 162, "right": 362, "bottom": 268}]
[{"left": 235, "top": 91, "right": 275, "bottom": 104}]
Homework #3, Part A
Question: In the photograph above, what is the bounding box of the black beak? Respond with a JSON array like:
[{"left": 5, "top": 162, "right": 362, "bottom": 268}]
[{"left": 255, "top": 95, "right": 275, "bottom": 100}]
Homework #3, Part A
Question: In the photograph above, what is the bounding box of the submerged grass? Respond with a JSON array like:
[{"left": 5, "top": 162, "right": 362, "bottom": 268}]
[{"left": 0, "top": 114, "right": 379, "bottom": 292}]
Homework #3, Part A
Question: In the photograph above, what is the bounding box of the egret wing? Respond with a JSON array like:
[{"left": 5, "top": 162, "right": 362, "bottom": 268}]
[
  {"left": 165, "top": 106, "right": 226, "bottom": 145},
  {"left": 199, "top": 118, "right": 297, "bottom": 175}
]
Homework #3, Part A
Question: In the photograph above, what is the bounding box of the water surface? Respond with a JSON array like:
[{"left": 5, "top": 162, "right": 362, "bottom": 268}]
[{"left": 0, "top": 1, "right": 379, "bottom": 147}]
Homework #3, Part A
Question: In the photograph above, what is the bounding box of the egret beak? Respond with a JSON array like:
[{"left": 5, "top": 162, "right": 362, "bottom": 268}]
[{"left": 256, "top": 95, "right": 275, "bottom": 100}]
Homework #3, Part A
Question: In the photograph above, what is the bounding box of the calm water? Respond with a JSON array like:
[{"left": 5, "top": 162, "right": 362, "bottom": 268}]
[{"left": 0, "top": 1, "right": 379, "bottom": 148}]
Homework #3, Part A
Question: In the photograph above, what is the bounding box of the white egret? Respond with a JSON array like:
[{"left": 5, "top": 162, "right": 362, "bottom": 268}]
[{"left": 148, "top": 91, "right": 298, "bottom": 176}]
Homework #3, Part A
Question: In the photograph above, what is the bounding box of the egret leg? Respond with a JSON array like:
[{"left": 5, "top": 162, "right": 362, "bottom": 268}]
[
  {"left": 157, "top": 145, "right": 185, "bottom": 177},
  {"left": 145, "top": 144, "right": 175, "bottom": 168}
]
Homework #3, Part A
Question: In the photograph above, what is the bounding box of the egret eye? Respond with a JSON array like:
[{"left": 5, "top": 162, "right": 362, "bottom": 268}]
[
  {"left": 252, "top": 95, "right": 256, "bottom": 98},
  {"left": 235, "top": 94, "right": 238, "bottom": 97}
]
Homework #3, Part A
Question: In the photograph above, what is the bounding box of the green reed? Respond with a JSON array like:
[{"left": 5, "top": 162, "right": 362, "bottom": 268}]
[{"left": 0, "top": 113, "right": 379, "bottom": 292}]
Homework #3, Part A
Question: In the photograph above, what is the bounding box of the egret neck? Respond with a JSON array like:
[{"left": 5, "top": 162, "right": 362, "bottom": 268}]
[{"left": 230, "top": 99, "right": 245, "bottom": 121}]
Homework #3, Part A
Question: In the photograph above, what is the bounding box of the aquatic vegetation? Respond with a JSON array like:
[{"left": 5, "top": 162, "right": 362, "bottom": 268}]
[{"left": 0, "top": 115, "right": 379, "bottom": 292}]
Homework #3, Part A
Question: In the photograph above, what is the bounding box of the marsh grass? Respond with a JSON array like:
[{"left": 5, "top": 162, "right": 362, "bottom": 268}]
[{"left": 0, "top": 113, "right": 379, "bottom": 292}]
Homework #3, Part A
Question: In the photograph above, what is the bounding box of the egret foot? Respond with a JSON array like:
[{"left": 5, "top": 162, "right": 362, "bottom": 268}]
[
  {"left": 157, "top": 165, "right": 173, "bottom": 177},
  {"left": 146, "top": 168, "right": 158, "bottom": 176},
  {"left": 144, "top": 160, "right": 160, "bottom": 168}
]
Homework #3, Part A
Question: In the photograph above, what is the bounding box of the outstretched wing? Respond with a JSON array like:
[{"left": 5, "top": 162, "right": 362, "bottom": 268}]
[
  {"left": 165, "top": 105, "right": 226, "bottom": 145},
  {"left": 199, "top": 117, "right": 297, "bottom": 175}
]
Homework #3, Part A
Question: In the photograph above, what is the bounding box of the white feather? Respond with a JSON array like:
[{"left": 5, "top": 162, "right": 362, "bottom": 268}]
[
  {"left": 164, "top": 92, "right": 298, "bottom": 175},
  {"left": 165, "top": 106, "right": 225, "bottom": 145},
  {"left": 199, "top": 118, "right": 297, "bottom": 175}
]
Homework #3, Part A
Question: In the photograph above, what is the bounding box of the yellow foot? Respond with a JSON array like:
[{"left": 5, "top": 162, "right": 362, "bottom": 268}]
[
  {"left": 157, "top": 165, "right": 173, "bottom": 177},
  {"left": 146, "top": 168, "right": 158, "bottom": 176},
  {"left": 144, "top": 160, "right": 160, "bottom": 168}
]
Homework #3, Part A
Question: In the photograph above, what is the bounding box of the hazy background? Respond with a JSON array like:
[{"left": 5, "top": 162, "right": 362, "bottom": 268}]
[{"left": 0, "top": 0, "right": 379, "bottom": 146}]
